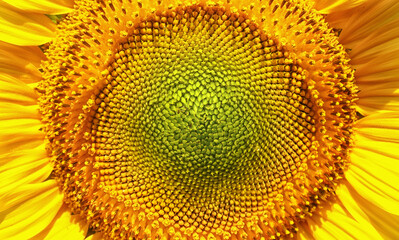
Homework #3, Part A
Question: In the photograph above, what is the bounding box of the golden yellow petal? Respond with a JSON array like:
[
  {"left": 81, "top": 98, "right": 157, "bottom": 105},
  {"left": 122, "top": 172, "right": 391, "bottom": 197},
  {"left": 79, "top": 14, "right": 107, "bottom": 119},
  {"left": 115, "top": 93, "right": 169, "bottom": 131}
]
[
  {"left": 31, "top": 205, "right": 88, "bottom": 240},
  {"left": 356, "top": 83, "right": 399, "bottom": 113},
  {"left": 346, "top": 112, "right": 399, "bottom": 215},
  {"left": 0, "top": 103, "right": 38, "bottom": 120},
  {"left": 325, "top": 0, "right": 399, "bottom": 114},
  {"left": 351, "top": 33, "right": 399, "bottom": 113},
  {"left": 0, "top": 119, "right": 42, "bottom": 138},
  {"left": 327, "top": 0, "right": 399, "bottom": 45},
  {"left": 336, "top": 184, "right": 385, "bottom": 238},
  {"left": 1, "top": 0, "right": 73, "bottom": 15},
  {"left": 0, "top": 74, "right": 38, "bottom": 105},
  {"left": 347, "top": 149, "right": 399, "bottom": 204},
  {"left": 0, "top": 141, "right": 47, "bottom": 167},
  {"left": 314, "top": 0, "right": 367, "bottom": 14},
  {"left": 346, "top": 165, "right": 399, "bottom": 215},
  {"left": 0, "top": 117, "right": 44, "bottom": 152},
  {"left": 296, "top": 221, "right": 316, "bottom": 240},
  {"left": 0, "top": 42, "right": 44, "bottom": 82},
  {"left": 351, "top": 188, "right": 399, "bottom": 239},
  {"left": 306, "top": 198, "right": 383, "bottom": 239},
  {"left": 0, "top": 185, "right": 63, "bottom": 240},
  {"left": 0, "top": 2, "right": 56, "bottom": 46},
  {"left": 0, "top": 180, "right": 56, "bottom": 213},
  {"left": 0, "top": 136, "right": 43, "bottom": 154},
  {"left": 351, "top": 137, "right": 399, "bottom": 174},
  {"left": 0, "top": 92, "right": 37, "bottom": 106},
  {"left": 354, "top": 68, "right": 399, "bottom": 84},
  {"left": 0, "top": 158, "right": 52, "bottom": 199},
  {"left": 355, "top": 112, "right": 399, "bottom": 142}
]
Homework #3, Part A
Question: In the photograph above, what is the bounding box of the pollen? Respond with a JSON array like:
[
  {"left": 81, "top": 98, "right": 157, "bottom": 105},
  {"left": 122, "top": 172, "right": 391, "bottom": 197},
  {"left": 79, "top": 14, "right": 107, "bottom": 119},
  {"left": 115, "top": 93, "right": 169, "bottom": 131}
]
[{"left": 38, "top": 0, "right": 357, "bottom": 239}]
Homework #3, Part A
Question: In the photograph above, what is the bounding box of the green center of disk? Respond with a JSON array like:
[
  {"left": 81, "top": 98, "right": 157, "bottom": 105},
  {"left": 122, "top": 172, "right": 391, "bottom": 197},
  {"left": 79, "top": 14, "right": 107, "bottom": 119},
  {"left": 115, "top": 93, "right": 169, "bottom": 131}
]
[{"left": 144, "top": 59, "right": 257, "bottom": 180}]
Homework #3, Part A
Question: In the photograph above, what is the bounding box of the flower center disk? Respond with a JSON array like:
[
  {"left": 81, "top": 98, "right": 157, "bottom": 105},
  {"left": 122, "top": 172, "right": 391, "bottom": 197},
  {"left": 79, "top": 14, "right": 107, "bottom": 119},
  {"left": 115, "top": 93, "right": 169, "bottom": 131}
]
[{"left": 39, "top": 1, "right": 357, "bottom": 239}]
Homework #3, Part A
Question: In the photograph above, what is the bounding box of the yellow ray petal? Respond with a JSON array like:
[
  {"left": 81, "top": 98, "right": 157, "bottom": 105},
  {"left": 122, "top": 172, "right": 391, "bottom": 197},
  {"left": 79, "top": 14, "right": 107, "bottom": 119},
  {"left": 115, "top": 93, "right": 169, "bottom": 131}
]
[
  {"left": 324, "top": 0, "right": 399, "bottom": 114},
  {"left": 355, "top": 112, "right": 399, "bottom": 142},
  {"left": 296, "top": 221, "right": 316, "bottom": 240},
  {"left": 307, "top": 197, "right": 383, "bottom": 240},
  {"left": 0, "top": 119, "right": 43, "bottom": 152},
  {"left": 0, "top": 74, "right": 38, "bottom": 104},
  {"left": 352, "top": 37, "right": 399, "bottom": 114},
  {"left": 351, "top": 136, "right": 399, "bottom": 176},
  {"left": 0, "top": 117, "right": 45, "bottom": 157},
  {"left": 0, "top": 92, "right": 37, "bottom": 106},
  {"left": 336, "top": 183, "right": 386, "bottom": 238},
  {"left": 0, "top": 180, "right": 56, "bottom": 213},
  {"left": 346, "top": 112, "right": 399, "bottom": 215},
  {"left": 0, "top": 142, "right": 47, "bottom": 168},
  {"left": 0, "top": 119, "right": 42, "bottom": 136},
  {"left": 346, "top": 166, "right": 399, "bottom": 215},
  {"left": 348, "top": 21, "right": 399, "bottom": 58},
  {"left": 354, "top": 68, "right": 399, "bottom": 84},
  {"left": 0, "top": 103, "right": 39, "bottom": 120},
  {"left": 31, "top": 205, "right": 88, "bottom": 240},
  {"left": 351, "top": 188, "right": 399, "bottom": 239},
  {"left": 0, "top": 157, "right": 52, "bottom": 198},
  {"left": 314, "top": 0, "right": 366, "bottom": 14},
  {"left": 0, "top": 118, "right": 46, "bottom": 166},
  {"left": 0, "top": 2, "right": 56, "bottom": 46},
  {"left": 356, "top": 89, "right": 399, "bottom": 114},
  {"left": 0, "top": 144, "right": 48, "bottom": 173},
  {"left": 351, "top": 39, "right": 399, "bottom": 70},
  {"left": 0, "top": 42, "right": 44, "bottom": 82},
  {"left": 0, "top": 185, "right": 63, "bottom": 240},
  {"left": 0, "top": 136, "right": 43, "bottom": 154},
  {"left": 1, "top": 0, "right": 73, "bottom": 15},
  {"left": 327, "top": 0, "right": 399, "bottom": 44}
]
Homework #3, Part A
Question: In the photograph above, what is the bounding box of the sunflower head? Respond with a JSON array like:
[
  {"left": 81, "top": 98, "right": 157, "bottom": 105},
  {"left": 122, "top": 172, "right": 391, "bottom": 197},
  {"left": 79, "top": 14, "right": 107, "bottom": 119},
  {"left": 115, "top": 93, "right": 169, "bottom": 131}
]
[{"left": 1, "top": 0, "right": 362, "bottom": 239}]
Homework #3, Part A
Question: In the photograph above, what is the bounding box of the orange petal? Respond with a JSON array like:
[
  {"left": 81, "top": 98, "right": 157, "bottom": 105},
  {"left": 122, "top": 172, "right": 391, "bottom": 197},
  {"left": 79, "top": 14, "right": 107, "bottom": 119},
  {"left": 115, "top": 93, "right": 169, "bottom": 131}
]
[
  {"left": 314, "top": 0, "right": 367, "bottom": 14},
  {"left": 0, "top": 42, "right": 44, "bottom": 82}
]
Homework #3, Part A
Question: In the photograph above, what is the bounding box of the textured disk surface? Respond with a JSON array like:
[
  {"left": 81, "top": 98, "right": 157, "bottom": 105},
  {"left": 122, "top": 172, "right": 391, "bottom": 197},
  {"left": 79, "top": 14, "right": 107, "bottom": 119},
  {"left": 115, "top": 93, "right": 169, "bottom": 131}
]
[{"left": 39, "top": 0, "right": 357, "bottom": 239}]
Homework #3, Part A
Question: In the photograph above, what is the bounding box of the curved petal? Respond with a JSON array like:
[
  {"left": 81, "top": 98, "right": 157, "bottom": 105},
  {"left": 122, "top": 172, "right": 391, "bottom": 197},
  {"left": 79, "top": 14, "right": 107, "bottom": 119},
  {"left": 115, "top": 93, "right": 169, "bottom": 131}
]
[
  {"left": 314, "top": 0, "right": 367, "bottom": 14},
  {"left": 351, "top": 188, "right": 399, "bottom": 240},
  {"left": 0, "top": 181, "right": 56, "bottom": 213},
  {"left": 31, "top": 205, "right": 89, "bottom": 240},
  {"left": 0, "top": 74, "right": 38, "bottom": 106},
  {"left": 0, "top": 2, "right": 56, "bottom": 46},
  {"left": 297, "top": 183, "right": 385, "bottom": 239},
  {"left": 325, "top": 0, "right": 399, "bottom": 114},
  {"left": 346, "top": 112, "right": 399, "bottom": 216},
  {"left": 0, "top": 157, "right": 52, "bottom": 199},
  {"left": 305, "top": 196, "right": 383, "bottom": 240},
  {"left": 0, "top": 117, "right": 44, "bottom": 154},
  {"left": 0, "top": 184, "right": 63, "bottom": 240},
  {"left": 296, "top": 221, "right": 316, "bottom": 240},
  {"left": 336, "top": 184, "right": 387, "bottom": 239},
  {"left": 0, "top": 103, "right": 39, "bottom": 120},
  {"left": 0, "top": 42, "right": 44, "bottom": 82},
  {"left": 1, "top": 0, "right": 74, "bottom": 15}
]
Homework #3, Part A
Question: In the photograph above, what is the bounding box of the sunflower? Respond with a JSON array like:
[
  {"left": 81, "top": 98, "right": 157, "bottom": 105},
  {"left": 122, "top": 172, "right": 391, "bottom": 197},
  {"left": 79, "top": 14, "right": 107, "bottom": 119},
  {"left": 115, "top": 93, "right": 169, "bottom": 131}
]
[{"left": 0, "top": 0, "right": 398, "bottom": 239}]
